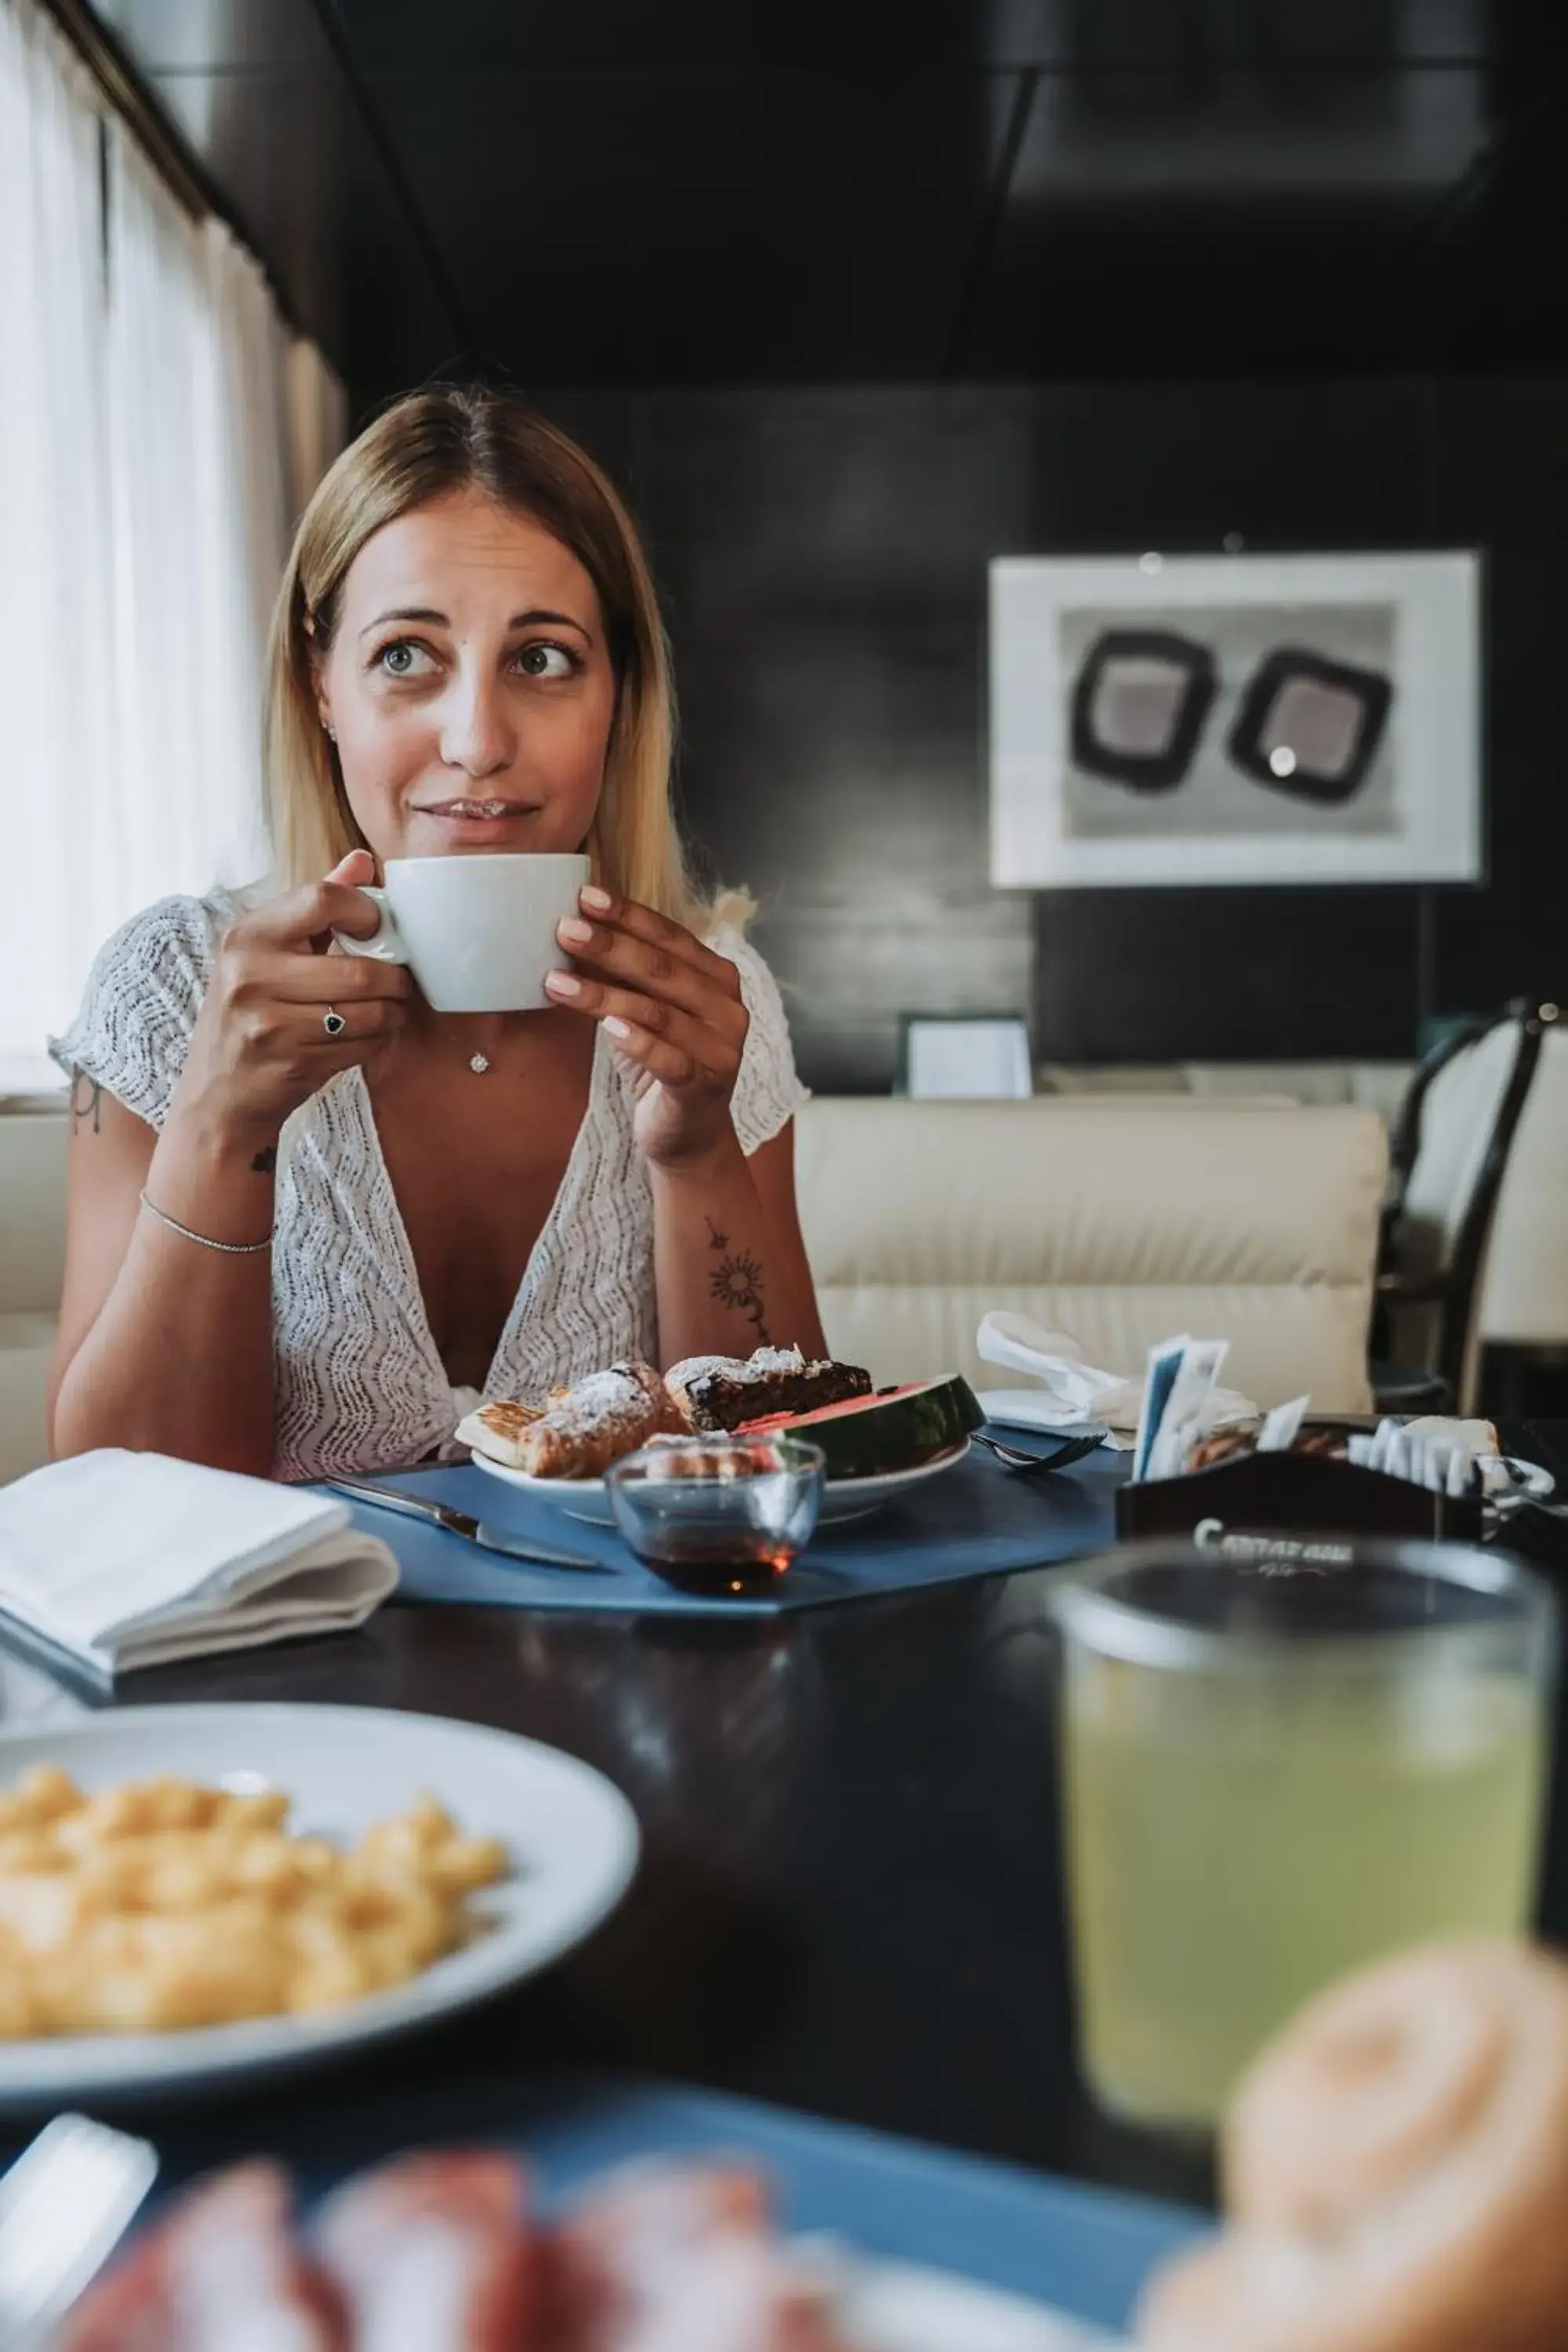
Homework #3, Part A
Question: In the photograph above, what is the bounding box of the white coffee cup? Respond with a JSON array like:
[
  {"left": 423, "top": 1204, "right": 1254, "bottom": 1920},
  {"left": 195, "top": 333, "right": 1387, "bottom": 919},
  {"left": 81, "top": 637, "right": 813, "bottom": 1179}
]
[{"left": 332, "top": 853, "right": 591, "bottom": 1012}]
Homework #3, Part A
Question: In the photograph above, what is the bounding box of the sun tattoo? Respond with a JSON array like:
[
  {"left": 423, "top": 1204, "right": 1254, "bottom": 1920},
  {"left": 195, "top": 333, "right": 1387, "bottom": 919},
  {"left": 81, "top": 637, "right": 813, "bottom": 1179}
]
[{"left": 706, "top": 1218, "right": 769, "bottom": 1342}]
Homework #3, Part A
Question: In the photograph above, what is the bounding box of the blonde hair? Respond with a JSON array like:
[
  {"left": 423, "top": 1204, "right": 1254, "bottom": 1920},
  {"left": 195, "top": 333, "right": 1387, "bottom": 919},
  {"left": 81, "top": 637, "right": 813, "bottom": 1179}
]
[{"left": 263, "top": 387, "right": 735, "bottom": 932}]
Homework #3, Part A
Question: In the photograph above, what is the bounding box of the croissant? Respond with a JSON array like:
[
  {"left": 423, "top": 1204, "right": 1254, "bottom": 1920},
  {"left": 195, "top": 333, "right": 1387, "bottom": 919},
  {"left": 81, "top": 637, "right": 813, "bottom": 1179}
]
[{"left": 1138, "top": 1937, "right": 1568, "bottom": 2352}]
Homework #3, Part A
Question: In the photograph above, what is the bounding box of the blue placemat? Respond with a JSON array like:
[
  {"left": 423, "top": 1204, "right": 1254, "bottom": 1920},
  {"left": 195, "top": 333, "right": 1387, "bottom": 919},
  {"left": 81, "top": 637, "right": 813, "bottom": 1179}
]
[
  {"left": 319, "top": 1439, "right": 1127, "bottom": 1617},
  {"left": 135, "top": 2074, "right": 1203, "bottom": 2334}
]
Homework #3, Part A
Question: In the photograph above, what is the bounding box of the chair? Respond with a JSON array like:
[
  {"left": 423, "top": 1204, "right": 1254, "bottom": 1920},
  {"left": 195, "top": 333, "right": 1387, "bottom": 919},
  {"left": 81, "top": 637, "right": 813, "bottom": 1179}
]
[{"left": 1374, "top": 1000, "right": 1558, "bottom": 1416}]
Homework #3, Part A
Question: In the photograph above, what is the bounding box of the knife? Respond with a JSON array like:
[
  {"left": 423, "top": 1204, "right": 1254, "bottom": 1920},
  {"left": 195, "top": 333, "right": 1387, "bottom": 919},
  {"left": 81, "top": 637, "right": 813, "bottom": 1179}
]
[{"left": 321, "top": 1475, "right": 611, "bottom": 1572}]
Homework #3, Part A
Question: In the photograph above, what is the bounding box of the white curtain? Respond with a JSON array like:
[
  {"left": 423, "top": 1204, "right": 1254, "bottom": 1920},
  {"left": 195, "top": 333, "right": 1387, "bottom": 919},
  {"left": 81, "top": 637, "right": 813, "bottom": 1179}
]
[
  {"left": 0, "top": 0, "right": 346, "bottom": 1082},
  {"left": 0, "top": 0, "right": 116, "bottom": 1080}
]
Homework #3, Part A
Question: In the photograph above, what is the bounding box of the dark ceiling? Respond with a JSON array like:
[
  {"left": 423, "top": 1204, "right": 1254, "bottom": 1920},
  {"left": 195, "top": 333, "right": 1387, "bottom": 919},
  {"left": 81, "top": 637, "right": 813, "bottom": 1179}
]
[{"left": 82, "top": 0, "right": 1568, "bottom": 399}]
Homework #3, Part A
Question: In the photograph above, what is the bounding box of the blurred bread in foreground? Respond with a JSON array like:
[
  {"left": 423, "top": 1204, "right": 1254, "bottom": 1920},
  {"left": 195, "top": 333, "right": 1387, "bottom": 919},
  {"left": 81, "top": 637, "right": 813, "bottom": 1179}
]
[{"left": 1138, "top": 1936, "right": 1568, "bottom": 2352}]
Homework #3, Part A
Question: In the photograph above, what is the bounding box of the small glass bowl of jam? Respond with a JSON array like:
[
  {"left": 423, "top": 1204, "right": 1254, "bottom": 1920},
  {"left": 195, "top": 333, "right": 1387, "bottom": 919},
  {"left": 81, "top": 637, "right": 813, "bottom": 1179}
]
[{"left": 604, "top": 1432, "right": 826, "bottom": 1598}]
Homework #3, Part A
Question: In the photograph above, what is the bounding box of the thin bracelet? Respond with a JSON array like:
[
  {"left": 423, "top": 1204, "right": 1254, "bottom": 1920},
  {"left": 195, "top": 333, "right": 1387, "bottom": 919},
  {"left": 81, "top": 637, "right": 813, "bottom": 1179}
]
[{"left": 138, "top": 1189, "right": 273, "bottom": 1255}]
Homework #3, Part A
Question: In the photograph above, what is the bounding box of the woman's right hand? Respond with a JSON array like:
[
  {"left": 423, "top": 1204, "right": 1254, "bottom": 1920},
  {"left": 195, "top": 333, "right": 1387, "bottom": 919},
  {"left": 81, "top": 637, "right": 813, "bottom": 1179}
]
[{"left": 169, "top": 851, "right": 413, "bottom": 1149}]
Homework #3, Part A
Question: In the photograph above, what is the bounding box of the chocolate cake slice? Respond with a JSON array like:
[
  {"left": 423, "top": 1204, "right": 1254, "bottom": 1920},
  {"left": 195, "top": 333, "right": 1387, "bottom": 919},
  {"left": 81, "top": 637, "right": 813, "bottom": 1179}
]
[{"left": 666, "top": 1345, "right": 872, "bottom": 1434}]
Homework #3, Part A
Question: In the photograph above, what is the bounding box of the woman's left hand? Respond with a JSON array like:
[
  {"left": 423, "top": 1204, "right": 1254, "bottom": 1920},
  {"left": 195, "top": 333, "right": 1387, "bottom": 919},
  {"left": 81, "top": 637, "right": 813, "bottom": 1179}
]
[{"left": 546, "top": 886, "right": 749, "bottom": 1168}]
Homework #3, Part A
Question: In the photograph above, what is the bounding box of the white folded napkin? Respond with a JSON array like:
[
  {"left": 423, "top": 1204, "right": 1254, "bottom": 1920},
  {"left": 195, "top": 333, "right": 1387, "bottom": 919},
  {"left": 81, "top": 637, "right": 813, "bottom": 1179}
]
[
  {"left": 976, "top": 1313, "right": 1257, "bottom": 1452},
  {"left": 0, "top": 1450, "right": 398, "bottom": 1677}
]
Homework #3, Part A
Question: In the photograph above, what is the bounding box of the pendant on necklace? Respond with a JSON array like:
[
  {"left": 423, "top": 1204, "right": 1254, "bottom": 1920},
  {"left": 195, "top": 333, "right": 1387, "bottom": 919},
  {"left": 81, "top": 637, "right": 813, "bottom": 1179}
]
[{"left": 469, "top": 1053, "right": 490, "bottom": 1075}]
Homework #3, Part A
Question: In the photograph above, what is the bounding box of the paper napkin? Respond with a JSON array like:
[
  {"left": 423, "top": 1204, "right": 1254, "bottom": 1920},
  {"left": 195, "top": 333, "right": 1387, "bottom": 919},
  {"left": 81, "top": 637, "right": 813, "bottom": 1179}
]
[
  {"left": 0, "top": 1450, "right": 398, "bottom": 1677},
  {"left": 976, "top": 1312, "right": 1257, "bottom": 1452}
]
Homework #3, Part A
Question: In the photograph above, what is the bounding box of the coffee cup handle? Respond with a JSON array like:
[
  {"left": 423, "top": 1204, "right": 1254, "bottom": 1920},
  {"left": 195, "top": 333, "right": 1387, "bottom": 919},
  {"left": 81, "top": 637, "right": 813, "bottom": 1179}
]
[{"left": 331, "top": 885, "right": 411, "bottom": 965}]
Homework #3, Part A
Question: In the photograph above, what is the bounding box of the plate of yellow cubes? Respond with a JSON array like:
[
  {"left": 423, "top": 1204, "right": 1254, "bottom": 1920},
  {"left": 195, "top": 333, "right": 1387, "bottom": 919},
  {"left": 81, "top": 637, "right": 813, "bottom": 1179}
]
[{"left": 0, "top": 1702, "right": 639, "bottom": 2107}]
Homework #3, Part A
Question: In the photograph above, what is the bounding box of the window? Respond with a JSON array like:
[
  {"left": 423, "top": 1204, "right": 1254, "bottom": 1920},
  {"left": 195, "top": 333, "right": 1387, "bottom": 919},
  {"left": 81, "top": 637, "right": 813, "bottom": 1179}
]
[{"left": 0, "top": 0, "right": 344, "bottom": 1084}]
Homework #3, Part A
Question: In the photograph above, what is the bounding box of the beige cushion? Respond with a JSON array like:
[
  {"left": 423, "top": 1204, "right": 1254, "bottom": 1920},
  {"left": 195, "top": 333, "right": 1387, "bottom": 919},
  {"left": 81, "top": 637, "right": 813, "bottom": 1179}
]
[
  {"left": 0, "top": 1313, "right": 55, "bottom": 1485},
  {"left": 0, "top": 1113, "right": 67, "bottom": 1482},
  {"left": 0, "top": 1112, "right": 67, "bottom": 1316},
  {"left": 794, "top": 1098, "right": 1387, "bottom": 1412}
]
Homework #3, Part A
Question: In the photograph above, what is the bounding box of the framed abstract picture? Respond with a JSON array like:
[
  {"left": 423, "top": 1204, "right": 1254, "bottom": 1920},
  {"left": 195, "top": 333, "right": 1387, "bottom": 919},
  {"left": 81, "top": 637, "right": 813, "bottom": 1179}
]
[
  {"left": 989, "top": 550, "right": 1482, "bottom": 887},
  {"left": 898, "top": 1013, "right": 1033, "bottom": 1098}
]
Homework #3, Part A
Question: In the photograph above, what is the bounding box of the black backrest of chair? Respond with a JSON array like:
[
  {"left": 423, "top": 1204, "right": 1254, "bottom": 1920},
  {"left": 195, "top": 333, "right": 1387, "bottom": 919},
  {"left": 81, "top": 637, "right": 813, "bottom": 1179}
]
[{"left": 1387, "top": 999, "right": 1555, "bottom": 1400}]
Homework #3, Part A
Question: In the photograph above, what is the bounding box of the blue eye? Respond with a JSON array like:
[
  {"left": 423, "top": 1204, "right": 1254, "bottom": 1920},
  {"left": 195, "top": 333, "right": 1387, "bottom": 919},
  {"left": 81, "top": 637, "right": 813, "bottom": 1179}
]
[
  {"left": 517, "top": 642, "right": 578, "bottom": 679},
  {"left": 376, "top": 640, "right": 434, "bottom": 677}
]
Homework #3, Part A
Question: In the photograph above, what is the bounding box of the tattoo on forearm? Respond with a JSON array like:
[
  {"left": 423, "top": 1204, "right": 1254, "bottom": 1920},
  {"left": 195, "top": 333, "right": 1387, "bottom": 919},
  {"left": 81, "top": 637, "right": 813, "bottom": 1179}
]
[
  {"left": 69, "top": 1073, "right": 103, "bottom": 1134},
  {"left": 251, "top": 1146, "right": 277, "bottom": 1174},
  {"left": 707, "top": 1222, "right": 770, "bottom": 1344}
]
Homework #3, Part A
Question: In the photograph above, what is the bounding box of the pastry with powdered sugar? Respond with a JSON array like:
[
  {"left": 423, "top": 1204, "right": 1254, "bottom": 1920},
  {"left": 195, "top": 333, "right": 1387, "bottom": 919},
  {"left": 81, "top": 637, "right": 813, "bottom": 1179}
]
[{"left": 456, "top": 1363, "right": 678, "bottom": 1479}]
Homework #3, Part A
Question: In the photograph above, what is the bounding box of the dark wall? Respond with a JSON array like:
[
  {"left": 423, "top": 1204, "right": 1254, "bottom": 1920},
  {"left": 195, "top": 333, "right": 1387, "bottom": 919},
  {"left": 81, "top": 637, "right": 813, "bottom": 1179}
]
[{"left": 534, "top": 377, "right": 1568, "bottom": 1094}]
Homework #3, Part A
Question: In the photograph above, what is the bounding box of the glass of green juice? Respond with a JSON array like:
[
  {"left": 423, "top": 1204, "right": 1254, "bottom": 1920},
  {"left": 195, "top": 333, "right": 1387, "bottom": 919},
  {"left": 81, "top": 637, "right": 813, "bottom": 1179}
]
[{"left": 1051, "top": 1537, "right": 1555, "bottom": 2135}]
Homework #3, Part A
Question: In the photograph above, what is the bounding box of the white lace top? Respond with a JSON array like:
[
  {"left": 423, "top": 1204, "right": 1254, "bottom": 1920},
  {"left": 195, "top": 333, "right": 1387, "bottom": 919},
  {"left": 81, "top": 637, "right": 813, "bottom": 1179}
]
[{"left": 52, "top": 891, "right": 809, "bottom": 1483}]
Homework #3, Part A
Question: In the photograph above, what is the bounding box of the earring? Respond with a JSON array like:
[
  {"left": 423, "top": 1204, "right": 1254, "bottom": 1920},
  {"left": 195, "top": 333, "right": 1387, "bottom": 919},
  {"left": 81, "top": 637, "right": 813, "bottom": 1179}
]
[{"left": 323, "top": 719, "right": 336, "bottom": 742}]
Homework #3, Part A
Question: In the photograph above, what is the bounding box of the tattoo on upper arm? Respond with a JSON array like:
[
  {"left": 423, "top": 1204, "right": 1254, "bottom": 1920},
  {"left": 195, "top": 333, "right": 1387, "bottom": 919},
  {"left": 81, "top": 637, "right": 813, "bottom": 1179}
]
[
  {"left": 68, "top": 1073, "right": 103, "bottom": 1134},
  {"left": 251, "top": 1146, "right": 277, "bottom": 1174},
  {"left": 706, "top": 1218, "right": 769, "bottom": 1344}
]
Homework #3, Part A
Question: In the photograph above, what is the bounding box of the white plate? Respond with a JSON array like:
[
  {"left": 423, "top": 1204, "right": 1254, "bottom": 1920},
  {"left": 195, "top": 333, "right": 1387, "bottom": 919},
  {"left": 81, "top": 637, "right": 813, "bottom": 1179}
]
[
  {"left": 0, "top": 1704, "right": 639, "bottom": 2111},
  {"left": 470, "top": 1436, "right": 972, "bottom": 1527}
]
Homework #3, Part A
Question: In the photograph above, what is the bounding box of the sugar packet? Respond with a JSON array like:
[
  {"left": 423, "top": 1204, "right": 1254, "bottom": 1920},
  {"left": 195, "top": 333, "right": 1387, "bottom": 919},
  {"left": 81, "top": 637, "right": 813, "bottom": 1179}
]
[{"left": 1135, "top": 1336, "right": 1229, "bottom": 1483}]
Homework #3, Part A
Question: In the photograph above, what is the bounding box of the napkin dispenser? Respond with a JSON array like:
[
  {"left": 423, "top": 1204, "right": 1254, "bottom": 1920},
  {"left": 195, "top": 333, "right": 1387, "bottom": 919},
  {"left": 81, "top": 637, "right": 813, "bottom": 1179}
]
[{"left": 1114, "top": 1448, "right": 1483, "bottom": 1548}]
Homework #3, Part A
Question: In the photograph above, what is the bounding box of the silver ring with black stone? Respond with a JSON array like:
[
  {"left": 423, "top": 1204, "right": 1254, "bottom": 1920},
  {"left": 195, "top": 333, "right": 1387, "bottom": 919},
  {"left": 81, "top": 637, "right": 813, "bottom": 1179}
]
[{"left": 322, "top": 1006, "right": 347, "bottom": 1038}]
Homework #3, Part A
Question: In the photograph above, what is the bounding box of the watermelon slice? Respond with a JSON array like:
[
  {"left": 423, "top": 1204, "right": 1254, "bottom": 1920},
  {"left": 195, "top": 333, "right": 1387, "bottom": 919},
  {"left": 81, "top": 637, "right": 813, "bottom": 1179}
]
[{"left": 737, "top": 1374, "right": 983, "bottom": 1481}]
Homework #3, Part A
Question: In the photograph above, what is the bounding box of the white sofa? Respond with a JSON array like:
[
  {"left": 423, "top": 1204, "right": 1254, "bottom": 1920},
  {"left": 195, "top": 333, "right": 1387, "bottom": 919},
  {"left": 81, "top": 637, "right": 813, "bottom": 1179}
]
[
  {"left": 793, "top": 1098, "right": 1387, "bottom": 1410},
  {"left": 0, "top": 1094, "right": 1388, "bottom": 1479}
]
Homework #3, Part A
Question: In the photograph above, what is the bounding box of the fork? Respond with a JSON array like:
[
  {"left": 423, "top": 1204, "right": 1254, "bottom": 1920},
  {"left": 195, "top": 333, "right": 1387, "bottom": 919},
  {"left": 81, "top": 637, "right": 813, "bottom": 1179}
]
[
  {"left": 0, "top": 2114, "right": 158, "bottom": 2348},
  {"left": 974, "top": 1428, "right": 1108, "bottom": 1475}
]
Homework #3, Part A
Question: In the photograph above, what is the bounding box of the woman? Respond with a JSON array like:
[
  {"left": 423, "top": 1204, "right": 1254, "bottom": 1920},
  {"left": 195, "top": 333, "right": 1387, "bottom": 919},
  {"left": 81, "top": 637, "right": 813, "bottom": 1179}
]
[{"left": 49, "top": 387, "right": 827, "bottom": 1480}]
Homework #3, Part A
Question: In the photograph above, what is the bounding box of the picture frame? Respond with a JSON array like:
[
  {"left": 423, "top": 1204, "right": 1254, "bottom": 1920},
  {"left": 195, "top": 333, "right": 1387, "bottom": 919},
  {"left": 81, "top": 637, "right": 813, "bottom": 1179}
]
[
  {"left": 989, "top": 550, "right": 1483, "bottom": 888},
  {"left": 898, "top": 1013, "right": 1033, "bottom": 1100}
]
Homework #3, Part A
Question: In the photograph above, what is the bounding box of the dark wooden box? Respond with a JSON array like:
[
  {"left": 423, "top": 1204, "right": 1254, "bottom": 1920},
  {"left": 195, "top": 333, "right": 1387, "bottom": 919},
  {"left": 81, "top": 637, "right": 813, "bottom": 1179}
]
[{"left": 1113, "top": 1448, "right": 1483, "bottom": 1548}]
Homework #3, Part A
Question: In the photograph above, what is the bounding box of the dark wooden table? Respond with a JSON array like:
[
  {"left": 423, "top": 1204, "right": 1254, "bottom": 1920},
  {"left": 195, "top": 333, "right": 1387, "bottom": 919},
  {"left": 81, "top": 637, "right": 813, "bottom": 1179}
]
[{"left": 7, "top": 1425, "right": 1568, "bottom": 2212}]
